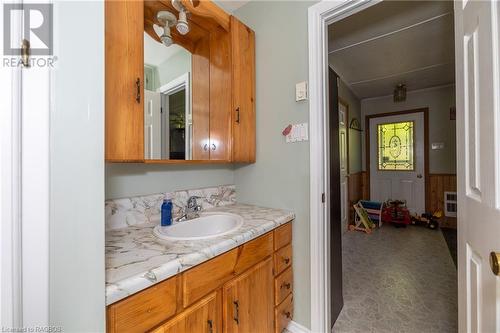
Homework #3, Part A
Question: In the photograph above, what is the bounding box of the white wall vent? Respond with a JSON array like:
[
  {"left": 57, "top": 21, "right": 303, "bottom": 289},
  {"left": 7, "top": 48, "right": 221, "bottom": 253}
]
[{"left": 444, "top": 191, "right": 457, "bottom": 217}]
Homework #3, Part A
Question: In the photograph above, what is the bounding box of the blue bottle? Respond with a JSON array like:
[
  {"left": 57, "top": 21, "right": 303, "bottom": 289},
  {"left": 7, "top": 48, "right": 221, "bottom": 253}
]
[{"left": 161, "top": 199, "right": 173, "bottom": 226}]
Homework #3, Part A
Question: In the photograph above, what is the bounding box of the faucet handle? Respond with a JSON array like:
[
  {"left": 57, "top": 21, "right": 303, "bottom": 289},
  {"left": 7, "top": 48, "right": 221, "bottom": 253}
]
[{"left": 187, "top": 196, "right": 202, "bottom": 209}]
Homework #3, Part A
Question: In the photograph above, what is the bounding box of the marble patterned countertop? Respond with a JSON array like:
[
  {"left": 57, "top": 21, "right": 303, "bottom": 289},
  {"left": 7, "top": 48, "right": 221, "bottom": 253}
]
[{"left": 105, "top": 203, "right": 294, "bottom": 305}]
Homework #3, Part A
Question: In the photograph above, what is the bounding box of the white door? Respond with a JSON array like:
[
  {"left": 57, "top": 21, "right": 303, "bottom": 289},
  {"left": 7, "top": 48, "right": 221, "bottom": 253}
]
[
  {"left": 339, "top": 101, "right": 349, "bottom": 232},
  {"left": 144, "top": 90, "right": 161, "bottom": 159},
  {"left": 455, "top": 1, "right": 500, "bottom": 331},
  {"left": 369, "top": 112, "right": 425, "bottom": 214}
]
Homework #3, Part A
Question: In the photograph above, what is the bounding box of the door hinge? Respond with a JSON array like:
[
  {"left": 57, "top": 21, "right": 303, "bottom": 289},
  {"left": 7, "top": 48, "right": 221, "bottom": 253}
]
[
  {"left": 21, "top": 39, "right": 30, "bottom": 68},
  {"left": 321, "top": 193, "right": 325, "bottom": 203}
]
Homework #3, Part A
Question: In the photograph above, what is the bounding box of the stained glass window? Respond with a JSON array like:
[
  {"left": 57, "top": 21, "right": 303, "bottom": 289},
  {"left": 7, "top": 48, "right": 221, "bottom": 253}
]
[{"left": 377, "top": 121, "right": 414, "bottom": 170}]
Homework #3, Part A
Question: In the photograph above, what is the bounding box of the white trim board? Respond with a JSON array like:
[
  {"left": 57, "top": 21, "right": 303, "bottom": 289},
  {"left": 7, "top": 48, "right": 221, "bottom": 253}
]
[
  {"left": 287, "top": 320, "right": 311, "bottom": 333},
  {"left": 308, "top": 1, "right": 381, "bottom": 332}
]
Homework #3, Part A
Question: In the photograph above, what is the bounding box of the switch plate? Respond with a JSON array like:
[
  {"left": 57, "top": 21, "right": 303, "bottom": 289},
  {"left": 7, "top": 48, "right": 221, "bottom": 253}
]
[
  {"left": 296, "top": 81, "right": 308, "bottom": 101},
  {"left": 431, "top": 142, "right": 445, "bottom": 150},
  {"left": 286, "top": 123, "right": 309, "bottom": 143}
]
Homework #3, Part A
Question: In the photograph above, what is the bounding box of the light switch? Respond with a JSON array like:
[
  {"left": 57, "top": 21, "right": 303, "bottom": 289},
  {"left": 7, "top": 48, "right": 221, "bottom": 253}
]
[
  {"left": 431, "top": 142, "right": 445, "bottom": 150},
  {"left": 296, "top": 81, "right": 308, "bottom": 101}
]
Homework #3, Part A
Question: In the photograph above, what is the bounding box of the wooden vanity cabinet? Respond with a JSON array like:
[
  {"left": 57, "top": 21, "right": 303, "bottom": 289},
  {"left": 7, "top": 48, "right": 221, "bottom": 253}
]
[
  {"left": 223, "top": 258, "right": 274, "bottom": 333},
  {"left": 106, "top": 222, "right": 293, "bottom": 333}
]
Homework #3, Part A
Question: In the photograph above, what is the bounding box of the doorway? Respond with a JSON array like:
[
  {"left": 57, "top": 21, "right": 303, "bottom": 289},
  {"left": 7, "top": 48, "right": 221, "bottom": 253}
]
[
  {"left": 144, "top": 73, "right": 192, "bottom": 160},
  {"left": 366, "top": 109, "right": 429, "bottom": 214},
  {"left": 309, "top": 1, "right": 461, "bottom": 331}
]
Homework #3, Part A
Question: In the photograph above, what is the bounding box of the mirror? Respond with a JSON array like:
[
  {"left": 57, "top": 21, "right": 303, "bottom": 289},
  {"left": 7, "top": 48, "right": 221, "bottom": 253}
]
[{"left": 144, "top": 32, "right": 194, "bottom": 160}]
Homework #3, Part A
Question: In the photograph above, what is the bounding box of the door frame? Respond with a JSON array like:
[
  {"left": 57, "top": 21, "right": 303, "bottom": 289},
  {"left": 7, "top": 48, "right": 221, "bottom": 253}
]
[
  {"left": 308, "top": 1, "right": 382, "bottom": 331},
  {"left": 1, "top": 1, "right": 51, "bottom": 325},
  {"left": 338, "top": 97, "right": 350, "bottom": 231},
  {"left": 159, "top": 72, "right": 192, "bottom": 160},
  {"left": 365, "top": 108, "right": 430, "bottom": 212}
]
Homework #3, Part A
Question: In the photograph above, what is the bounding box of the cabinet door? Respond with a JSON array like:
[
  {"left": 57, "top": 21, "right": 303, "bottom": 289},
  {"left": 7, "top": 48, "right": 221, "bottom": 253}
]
[
  {"left": 105, "top": 0, "right": 144, "bottom": 161},
  {"left": 223, "top": 258, "right": 274, "bottom": 333},
  {"left": 231, "top": 17, "right": 256, "bottom": 163},
  {"left": 192, "top": 35, "right": 211, "bottom": 160},
  {"left": 209, "top": 27, "right": 232, "bottom": 161},
  {"left": 153, "top": 292, "right": 220, "bottom": 333}
]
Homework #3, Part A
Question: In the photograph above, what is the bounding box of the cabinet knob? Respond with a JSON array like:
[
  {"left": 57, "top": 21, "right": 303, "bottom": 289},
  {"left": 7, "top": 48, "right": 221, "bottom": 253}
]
[
  {"left": 211, "top": 143, "right": 216, "bottom": 151},
  {"left": 282, "top": 257, "right": 290, "bottom": 264},
  {"left": 207, "top": 319, "right": 213, "bottom": 333},
  {"left": 284, "top": 311, "right": 291, "bottom": 319},
  {"left": 203, "top": 144, "right": 208, "bottom": 151},
  {"left": 281, "top": 282, "right": 291, "bottom": 290}
]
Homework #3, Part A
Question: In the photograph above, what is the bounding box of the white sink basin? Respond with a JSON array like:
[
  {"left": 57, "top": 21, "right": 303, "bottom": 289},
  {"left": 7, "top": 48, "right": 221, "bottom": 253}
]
[{"left": 153, "top": 212, "right": 244, "bottom": 241}]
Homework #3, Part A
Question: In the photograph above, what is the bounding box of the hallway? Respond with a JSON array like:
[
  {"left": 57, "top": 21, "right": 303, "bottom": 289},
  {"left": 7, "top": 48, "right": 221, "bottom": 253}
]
[{"left": 333, "top": 226, "right": 458, "bottom": 333}]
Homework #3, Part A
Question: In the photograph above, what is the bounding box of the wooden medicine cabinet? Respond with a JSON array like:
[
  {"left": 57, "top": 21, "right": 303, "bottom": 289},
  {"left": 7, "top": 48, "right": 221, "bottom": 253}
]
[{"left": 105, "top": 0, "right": 255, "bottom": 164}]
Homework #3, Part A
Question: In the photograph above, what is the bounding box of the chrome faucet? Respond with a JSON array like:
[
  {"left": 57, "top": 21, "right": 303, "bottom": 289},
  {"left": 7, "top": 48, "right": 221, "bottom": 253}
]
[{"left": 176, "top": 196, "right": 202, "bottom": 222}]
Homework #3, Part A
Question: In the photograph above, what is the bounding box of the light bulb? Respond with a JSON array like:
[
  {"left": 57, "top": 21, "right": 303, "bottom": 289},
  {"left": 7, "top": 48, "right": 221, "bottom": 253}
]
[{"left": 176, "top": 9, "right": 189, "bottom": 35}]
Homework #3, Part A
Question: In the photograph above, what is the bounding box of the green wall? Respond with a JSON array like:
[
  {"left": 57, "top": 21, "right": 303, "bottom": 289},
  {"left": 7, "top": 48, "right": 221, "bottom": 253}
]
[
  {"left": 155, "top": 48, "right": 192, "bottom": 90},
  {"left": 50, "top": 1, "right": 105, "bottom": 330},
  {"left": 233, "top": 1, "right": 316, "bottom": 328},
  {"left": 106, "top": 164, "right": 234, "bottom": 199}
]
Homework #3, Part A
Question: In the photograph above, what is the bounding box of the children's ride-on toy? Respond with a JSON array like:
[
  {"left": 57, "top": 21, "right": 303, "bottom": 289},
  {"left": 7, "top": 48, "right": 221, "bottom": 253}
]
[
  {"left": 350, "top": 202, "right": 376, "bottom": 234},
  {"left": 411, "top": 210, "right": 442, "bottom": 230},
  {"left": 381, "top": 200, "right": 411, "bottom": 227}
]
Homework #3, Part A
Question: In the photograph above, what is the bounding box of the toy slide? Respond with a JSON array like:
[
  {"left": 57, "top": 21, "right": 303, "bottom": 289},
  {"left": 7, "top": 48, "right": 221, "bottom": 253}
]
[{"left": 350, "top": 202, "right": 376, "bottom": 234}]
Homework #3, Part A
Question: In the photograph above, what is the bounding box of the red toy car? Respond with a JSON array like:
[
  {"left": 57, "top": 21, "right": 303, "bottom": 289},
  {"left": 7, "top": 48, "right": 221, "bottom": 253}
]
[{"left": 381, "top": 200, "right": 411, "bottom": 226}]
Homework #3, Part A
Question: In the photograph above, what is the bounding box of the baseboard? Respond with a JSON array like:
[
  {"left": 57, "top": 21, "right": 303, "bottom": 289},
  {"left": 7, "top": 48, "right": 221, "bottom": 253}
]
[{"left": 287, "top": 320, "right": 311, "bottom": 333}]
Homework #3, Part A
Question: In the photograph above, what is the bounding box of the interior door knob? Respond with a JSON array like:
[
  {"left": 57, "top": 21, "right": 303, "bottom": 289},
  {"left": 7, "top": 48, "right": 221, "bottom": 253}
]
[
  {"left": 417, "top": 174, "right": 423, "bottom": 178},
  {"left": 490, "top": 252, "right": 500, "bottom": 275}
]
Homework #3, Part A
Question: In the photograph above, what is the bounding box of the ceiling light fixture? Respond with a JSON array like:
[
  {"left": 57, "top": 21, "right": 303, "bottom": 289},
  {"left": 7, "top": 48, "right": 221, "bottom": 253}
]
[
  {"left": 172, "top": 0, "right": 190, "bottom": 35},
  {"left": 393, "top": 83, "right": 407, "bottom": 102},
  {"left": 156, "top": 11, "right": 177, "bottom": 47}
]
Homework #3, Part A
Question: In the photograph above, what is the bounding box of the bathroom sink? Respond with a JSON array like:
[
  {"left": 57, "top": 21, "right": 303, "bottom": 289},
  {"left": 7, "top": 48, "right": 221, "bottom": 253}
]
[{"left": 153, "top": 212, "right": 244, "bottom": 241}]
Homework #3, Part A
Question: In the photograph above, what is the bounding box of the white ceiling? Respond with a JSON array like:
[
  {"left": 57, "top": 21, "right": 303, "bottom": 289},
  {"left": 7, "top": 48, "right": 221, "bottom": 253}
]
[
  {"left": 215, "top": 0, "right": 250, "bottom": 13},
  {"left": 328, "top": 1, "right": 455, "bottom": 99},
  {"left": 144, "top": 32, "right": 187, "bottom": 67}
]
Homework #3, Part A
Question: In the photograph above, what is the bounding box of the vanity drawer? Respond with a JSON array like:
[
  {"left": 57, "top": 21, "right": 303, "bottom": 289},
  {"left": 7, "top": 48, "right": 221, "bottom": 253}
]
[
  {"left": 274, "top": 222, "right": 292, "bottom": 251},
  {"left": 274, "top": 243, "right": 292, "bottom": 275},
  {"left": 234, "top": 231, "right": 273, "bottom": 274},
  {"left": 274, "top": 267, "right": 293, "bottom": 306},
  {"left": 275, "top": 293, "right": 293, "bottom": 333},
  {"left": 107, "top": 275, "right": 178, "bottom": 333},
  {"left": 182, "top": 248, "right": 238, "bottom": 308},
  {"left": 182, "top": 232, "right": 273, "bottom": 307}
]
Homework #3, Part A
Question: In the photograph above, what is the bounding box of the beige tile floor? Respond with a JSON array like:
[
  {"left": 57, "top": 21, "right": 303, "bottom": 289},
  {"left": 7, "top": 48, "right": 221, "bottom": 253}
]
[{"left": 333, "top": 225, "right": 458, "bottom": 333}]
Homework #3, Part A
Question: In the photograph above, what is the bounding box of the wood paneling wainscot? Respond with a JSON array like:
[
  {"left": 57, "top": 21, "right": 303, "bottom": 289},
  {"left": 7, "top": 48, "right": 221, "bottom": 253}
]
[
  {"left": 347, "top": 171, "right": 364, "bottom": 223},
  {"left": 429, "top": 173, "right": 457, "bottom": 228}
]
